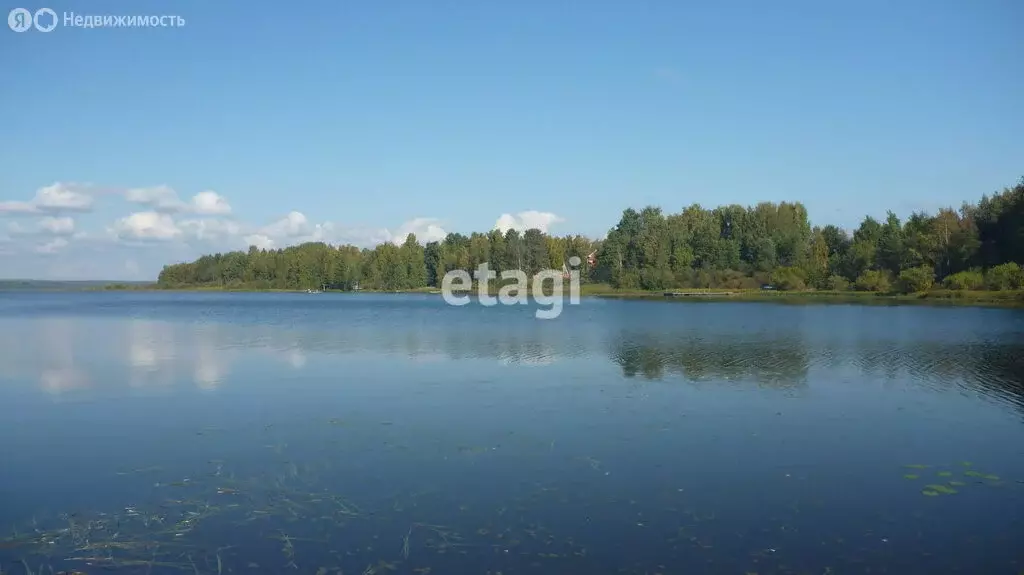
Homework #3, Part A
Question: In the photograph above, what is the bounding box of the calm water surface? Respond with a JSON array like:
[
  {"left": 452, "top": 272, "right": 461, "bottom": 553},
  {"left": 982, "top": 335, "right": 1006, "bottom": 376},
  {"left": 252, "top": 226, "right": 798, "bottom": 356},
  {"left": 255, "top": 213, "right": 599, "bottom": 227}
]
[{"left": 1, "top": 292, "right": 1023, "bottom": 574}]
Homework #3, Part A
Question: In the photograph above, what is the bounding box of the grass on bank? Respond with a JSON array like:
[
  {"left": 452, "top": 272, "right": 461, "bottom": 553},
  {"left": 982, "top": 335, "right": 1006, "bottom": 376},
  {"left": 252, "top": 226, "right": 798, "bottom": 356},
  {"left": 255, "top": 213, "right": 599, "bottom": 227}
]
[
  {"left": 88, "top": 281, "right": 1024, "bottom": 308},
  {"left": 585, "top": 284, "right": 1024, "bottom": 306}
]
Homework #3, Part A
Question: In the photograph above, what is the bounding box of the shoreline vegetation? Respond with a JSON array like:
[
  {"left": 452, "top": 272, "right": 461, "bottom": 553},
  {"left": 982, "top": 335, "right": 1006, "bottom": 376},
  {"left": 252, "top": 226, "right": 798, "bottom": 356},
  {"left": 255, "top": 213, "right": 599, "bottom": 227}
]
[
  {"left": 3, "top": 280, "right": 1023, "bottom": 307},
  {"left": 100, "top": 282, "right": 1024, "bottom": 307},
  {"left": 151, "top": 177, "right": 1023, "bottom": 308},
  {"left": 10, "top": 178, "right": 1024, "bottom": 308}
]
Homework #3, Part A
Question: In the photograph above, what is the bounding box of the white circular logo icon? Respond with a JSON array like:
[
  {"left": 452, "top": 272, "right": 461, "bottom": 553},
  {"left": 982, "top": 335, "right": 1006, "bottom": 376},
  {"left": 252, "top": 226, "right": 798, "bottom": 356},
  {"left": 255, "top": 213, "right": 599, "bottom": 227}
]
[
  {"left": 33, "top": 8, "right": 57, "bottom": 32},
  {"left": 8, "top": 7, "right": 32, "bottom": 32}
]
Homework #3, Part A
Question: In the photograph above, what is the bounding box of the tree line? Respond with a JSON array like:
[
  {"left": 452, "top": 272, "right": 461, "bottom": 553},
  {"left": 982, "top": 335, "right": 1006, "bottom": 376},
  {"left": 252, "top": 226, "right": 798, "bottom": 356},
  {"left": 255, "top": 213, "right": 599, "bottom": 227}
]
[{"left": 157, "top": 178, "right": 1024, "bottom": 293}]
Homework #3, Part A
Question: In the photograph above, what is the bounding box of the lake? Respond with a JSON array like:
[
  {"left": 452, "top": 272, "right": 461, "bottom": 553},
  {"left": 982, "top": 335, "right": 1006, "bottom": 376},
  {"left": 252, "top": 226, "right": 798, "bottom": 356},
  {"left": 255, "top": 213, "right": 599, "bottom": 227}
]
[{"left": 1, "top": 292, "right": 1023, "bottom": 574}]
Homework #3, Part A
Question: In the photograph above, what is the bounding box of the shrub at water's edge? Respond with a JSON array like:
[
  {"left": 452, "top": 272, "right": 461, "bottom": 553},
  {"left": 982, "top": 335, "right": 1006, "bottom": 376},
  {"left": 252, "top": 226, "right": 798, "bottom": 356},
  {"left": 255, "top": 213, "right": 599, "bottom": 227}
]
[
  {"left": 855, "top": 270, "right": 891, "bottom": 293},
  {"left": 898, "top": 266, "right": 935, "bottom": 293},
  {"left": 943, "top": 270, "right": 985, "bottom": 290}
]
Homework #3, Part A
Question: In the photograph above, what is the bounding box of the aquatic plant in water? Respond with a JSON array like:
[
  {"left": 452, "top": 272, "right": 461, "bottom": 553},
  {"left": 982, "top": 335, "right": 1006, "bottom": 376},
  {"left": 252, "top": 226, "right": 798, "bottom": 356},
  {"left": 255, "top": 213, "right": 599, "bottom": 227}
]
[
  {"left": 5, "top": 427, "right": 1019, "bottom": 575},
  {"left": 902, "top": 462, "right": 1009, "bottom": 497},
  {"left": 963, "top": 470, "right": 1001, "bottom": 480},
  {"left": 902, "top": 462, "right": 1008, "bottom": 498}
]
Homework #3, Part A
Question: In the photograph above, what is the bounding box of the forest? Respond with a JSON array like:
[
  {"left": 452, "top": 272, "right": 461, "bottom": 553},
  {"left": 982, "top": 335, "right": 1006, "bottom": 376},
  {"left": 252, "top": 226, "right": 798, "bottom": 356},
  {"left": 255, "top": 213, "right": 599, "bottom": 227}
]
[{"left": 157, "top": 178, "right": 1024, "bottom": 294}]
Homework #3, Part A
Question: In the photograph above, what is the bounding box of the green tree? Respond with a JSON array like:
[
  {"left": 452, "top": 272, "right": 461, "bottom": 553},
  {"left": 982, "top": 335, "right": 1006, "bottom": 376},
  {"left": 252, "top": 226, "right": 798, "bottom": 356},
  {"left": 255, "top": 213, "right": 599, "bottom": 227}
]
[
  {"left": 400, "top": 234, "right": 427, "bottom": 288},
  {"left": 424, "top": 241, "right": 443, "bottom": 287},
  {"left": 876, "top": 211, "right": 905, "bottom": 275},
  {"left": 156, "top": 177, "right": 1024, "bottom": 296},
  {"left": 523, "top": 228, "right": 550, "bottom": 274}
]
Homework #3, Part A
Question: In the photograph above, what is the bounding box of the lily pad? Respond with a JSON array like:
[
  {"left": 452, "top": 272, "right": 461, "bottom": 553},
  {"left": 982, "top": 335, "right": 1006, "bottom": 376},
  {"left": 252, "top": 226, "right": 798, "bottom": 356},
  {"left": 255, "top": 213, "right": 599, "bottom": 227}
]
[
  {"left": 904, "top": 464, "right": 929, "bottom": 469},
  {"left": 924, "top": 484, "right": 958, "bottom": 495},
  {"left": 922, "top": 490, "right": 940, "bottom": 497},
  {"left": 903, "top": 474, "right": 919, "bottom": 480},
  {"left": 949, "top": 481, "right": 966, "bottom": 486},
  {"left": 937, "top": 471, "right": 952, "bottom": 477}
]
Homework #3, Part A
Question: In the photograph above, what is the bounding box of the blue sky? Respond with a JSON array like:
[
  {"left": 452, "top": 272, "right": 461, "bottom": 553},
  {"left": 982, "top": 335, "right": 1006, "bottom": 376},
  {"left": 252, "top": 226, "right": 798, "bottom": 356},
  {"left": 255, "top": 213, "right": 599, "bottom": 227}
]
[{"left": 1, "top": 0, "right": 1021, "bottom": 280}]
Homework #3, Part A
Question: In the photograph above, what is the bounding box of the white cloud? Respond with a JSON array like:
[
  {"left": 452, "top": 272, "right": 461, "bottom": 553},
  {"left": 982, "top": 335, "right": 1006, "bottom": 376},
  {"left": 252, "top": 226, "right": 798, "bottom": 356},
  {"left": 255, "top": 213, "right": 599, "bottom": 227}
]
[
  {"left": 243, "top": 233, "right": 275, "bottom": 250},
  {"left": 125, "top": 186, "right": 232, "bottom": 216},
  {"left": 109, "top": 211, "right": 182, "bottom": 241},
  {"left": 388, "top": 217, "right": 447, "bottom": 245},
  {"left": 0, "top": 182, "right": 95, "bottom": 214},
  {"left": 0, "top": 200, "right": 36, "bottom": 214},
  {"left": 70, "top": 230, "right": 113, "bottom": 244},
  {"left": 191, "top": 191, "right": 232, "bottom": 215},
  {"left": 494, "top": 210, "right": 564, "bottom": 234},
  {"left": 306, "top": 222, "right": 335, "bottom": 242},
  {"left": 245, "top": 212, "right": 339, "bottom": 249},
  {"left": 39, "top": 216, "right": 75, "bottom": 235},
  {"left": 234, "top": 213, "right": 446, "bottom": 251},
  {"left": 34, "top": 183, "right": 94, "bottom": 211},
  {"left": 276, "top": 213, "right": 448, "bottom": 249},
  {"left": 5, "top": 181, "right": 454, "bottom": 260},
  {"left": 333, "top": 226, "right": 393, "bottom": 247},
  {"left": 4, "top": 180, "right": 531, "bottom": 280},
  {"left": 125, "top": 185, "right": 180, "bottom": 211},
  {"left": 36, "top": 237, "right": 69, "bottom": 254},
  {"left": 263, "top": 211, "right": 310, "bottom": 238},
  {"left": 7, "top": 216, "right": 76, "bottom": 237},
  {"left": 178, "top": 218, "right": 242, "bottom": 242}
]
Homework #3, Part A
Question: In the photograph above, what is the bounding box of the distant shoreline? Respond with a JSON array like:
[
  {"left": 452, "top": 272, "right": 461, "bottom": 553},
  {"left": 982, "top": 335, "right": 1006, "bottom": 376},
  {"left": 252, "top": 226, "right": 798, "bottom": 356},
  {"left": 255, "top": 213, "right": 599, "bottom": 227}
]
[{"left": 5, "top": 281, "right": 1022, "bottom": 309}]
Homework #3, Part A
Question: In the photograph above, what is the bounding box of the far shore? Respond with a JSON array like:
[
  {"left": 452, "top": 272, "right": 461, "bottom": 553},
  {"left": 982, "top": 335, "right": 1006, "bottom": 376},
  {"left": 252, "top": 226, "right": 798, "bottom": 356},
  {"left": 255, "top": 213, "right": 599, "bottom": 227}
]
[{"left": 39, "top": 282, "right": 1023, "bottom": 309}]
